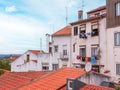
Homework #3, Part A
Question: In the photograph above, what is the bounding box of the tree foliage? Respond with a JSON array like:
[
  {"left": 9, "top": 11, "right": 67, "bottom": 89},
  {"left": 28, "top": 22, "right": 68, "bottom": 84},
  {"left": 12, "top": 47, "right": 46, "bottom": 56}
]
[
  {"left": 0, "top": 69, "right": 5, "bottom": 75},
  {"left": 0, "top": 60, "right": 11, "bottom": 70}
]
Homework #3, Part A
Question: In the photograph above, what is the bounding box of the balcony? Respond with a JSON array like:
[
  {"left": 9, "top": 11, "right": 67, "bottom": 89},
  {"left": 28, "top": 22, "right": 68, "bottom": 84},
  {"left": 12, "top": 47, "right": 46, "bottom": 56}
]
[{"left": 60, "top": 53, "right": 69, "bottom": 61}]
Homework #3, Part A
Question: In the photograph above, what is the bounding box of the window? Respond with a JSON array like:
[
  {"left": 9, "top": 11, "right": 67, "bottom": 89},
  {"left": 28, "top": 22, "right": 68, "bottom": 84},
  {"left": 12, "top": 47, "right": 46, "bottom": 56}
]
[
  {"left": 91, "top": 47, "right": 98, "bottom": 57},
  {"left": 26, "top": 54, "right": 30, "bottom": 62},
  {"left": 116, "top": 2, "right": 120, "bottom": 16},
  {"left": 54, "top": 45, "right": 58, "bottom": 52},
  {"left": 79, "top": 24, "right": 87, "bottom": 38},
  {"left": 116, "top": 64, "right": 120, "bottom": 75},
  {"left": 42, "top": 66, "right": 49, "bottom": 71},
  {"left": 73, "top": 26, "right": 78, "bottom": 36},
  {"left": 115, "top": 32, "right": 120, "bottom": 46},
  {"left": 42, "top": 63, "right": 49, "bottom": 71},
  {"left": 91, "top": 22, "right": 99, "bottom": 36},
  {"left": 49, "top": 47, "right": 52, "bottom": 53},
  {"left": 52, "top": 64, "right": 58, "bottom": 70},
  {"left": 68, "top": 81, "right": 73, "bottom": 89},
  {"left": 79, "top": 46, "right": 86, "bottom": 57},
  {"left": 73, "top": 44, "right": 76, "bottom": 52},
  {"left": 63, "top": 50, "right": 67, "bottom": 55},
  {"left": 95, "top": 13, "right": 100, "bottom": 17}
]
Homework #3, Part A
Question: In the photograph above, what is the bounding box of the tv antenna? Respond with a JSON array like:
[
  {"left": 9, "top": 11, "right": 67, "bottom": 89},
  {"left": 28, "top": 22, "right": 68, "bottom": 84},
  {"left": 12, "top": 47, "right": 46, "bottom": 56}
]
[{"left": 81, "top": 0, "right": 84, "bottom": 10}]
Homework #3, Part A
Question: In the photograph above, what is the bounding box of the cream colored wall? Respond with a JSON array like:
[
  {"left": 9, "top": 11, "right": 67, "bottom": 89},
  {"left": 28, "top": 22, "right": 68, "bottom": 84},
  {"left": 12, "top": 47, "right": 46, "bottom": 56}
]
[
  {"left": 52, "top": 36, "right": 71, "bottom": 68},
  {"left": 107, "top": 26, "right": 120, "bottom": 81},
  {"left": 71, "top": 18, "right": 107, "bottom": 72}
]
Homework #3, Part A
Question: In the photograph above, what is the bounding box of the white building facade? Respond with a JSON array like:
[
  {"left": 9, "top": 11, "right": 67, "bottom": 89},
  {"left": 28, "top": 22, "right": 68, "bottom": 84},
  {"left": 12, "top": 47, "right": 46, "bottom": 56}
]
[
  {"left": 51, "top": 26, "right": 72, "bottom": 68},
  {"left": 11, "top": 26, "right": 72, "bottom": 72},
  {"left": 106, "top": 0, "right": 120, "bottom": 82},
  {"left": 70, "top": 6, "right": 107, "bottom": 73}
]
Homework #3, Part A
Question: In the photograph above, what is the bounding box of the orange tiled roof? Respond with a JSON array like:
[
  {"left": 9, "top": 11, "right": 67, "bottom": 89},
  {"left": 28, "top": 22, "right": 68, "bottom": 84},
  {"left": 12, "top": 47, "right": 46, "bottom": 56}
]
[
  {"left": 19, "top": 67, "right": 85, "bottom": 90},
  {"left": 52, "top": 26, "right": 71, "bottom": 36},
  {"left": 12, "top": 71, "right": 49, "bottom": 79},
  {"left": 87, "top": 5, "right": 106, "bottom": 14},
  {"left": 0, "top": 69, "right": 10, "bottom": 76},
  {"left": 81, "top": 84, "right": 115, "bottom": 90},
  {"left": 10, "top": 56, "right": 19, "bottom": 61},
  {"left": 0, "top": 73, "right": 31, "bottom": 90},
  {"left": 0, "top": 71, "right": 52, "bottom": 90},
  {"left": 28, "top": 50, "right": 44, "bottom": 55}
]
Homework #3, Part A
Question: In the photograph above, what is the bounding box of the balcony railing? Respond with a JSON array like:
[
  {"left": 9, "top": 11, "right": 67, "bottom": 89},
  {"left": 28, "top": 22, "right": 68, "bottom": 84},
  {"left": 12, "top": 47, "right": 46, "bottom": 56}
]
[{"left": 60, "top": 53, "right": 69, "bottom": 60}]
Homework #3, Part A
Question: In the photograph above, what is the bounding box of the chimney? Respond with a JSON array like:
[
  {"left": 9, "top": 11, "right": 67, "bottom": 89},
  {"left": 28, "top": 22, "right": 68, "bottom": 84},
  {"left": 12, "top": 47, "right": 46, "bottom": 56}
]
[{"left": 78, "top": 10, "right": 83, "bottom": 20}]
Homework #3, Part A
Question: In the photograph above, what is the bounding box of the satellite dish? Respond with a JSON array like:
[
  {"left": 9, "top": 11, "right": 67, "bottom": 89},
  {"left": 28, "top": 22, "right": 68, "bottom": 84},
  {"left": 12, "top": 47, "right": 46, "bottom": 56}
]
[{"left": 85, "top": 62, "right": 92, "bottom": 72}]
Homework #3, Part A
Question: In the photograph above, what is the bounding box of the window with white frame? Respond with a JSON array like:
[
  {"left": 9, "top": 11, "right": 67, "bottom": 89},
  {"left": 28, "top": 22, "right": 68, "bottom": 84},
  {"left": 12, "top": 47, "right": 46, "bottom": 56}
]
[
  {"left": 116, "top": 2, "right": 120, "bottom": 16},
  {"left": 42, "top": 66, "right": 49, "bottom": 71},
  {"left": 73, "top": 26, "right": 78, "bottom": 36},
  {"left": 91, "top": 21, "right": 99, "bottom": 36},
  {"left": 54, "top": 45, "right": 58, "bottom": 52},
  {"left": 116, "top": 64, "right": 120, "bottom": 75},
  {"left": 42, "top": 63, "right": 49, "bottom": 71},
  {"left": 68, "top": 81, "right": 73, "bottom": 89},
  {"left": 114, "top": 32, "right": 120, "bottom": 46},
  {"left": 79, "top": 46, "right": 86, "bottom": 57},
  {"left": 63, "top": 50, "right": 67, "bottom": 55},
  {"left": 52, "top": 64, "right": 58, "bottom": 70},
  {"left": 91, "top": 46, "right": 99, "bottom": 57}
]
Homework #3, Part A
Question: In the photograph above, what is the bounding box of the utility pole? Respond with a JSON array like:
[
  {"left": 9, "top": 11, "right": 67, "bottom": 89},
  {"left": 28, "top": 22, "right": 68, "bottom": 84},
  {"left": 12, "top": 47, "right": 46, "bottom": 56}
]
[
  {"left": 40, "top": 38, "right": 42, "bottom": 50},
  {"left": 65, "top": 6, "right": 68, "bottom": 25}
]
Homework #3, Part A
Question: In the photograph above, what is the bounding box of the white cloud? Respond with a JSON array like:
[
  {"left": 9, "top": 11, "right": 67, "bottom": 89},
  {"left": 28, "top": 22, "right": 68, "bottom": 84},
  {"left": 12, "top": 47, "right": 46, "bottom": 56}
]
[
  {"left": 67, "top": 0, "right": 77, "bottom": 8},
  {"left": 5, "top": 5, "right": 16, "bottom": 13}
]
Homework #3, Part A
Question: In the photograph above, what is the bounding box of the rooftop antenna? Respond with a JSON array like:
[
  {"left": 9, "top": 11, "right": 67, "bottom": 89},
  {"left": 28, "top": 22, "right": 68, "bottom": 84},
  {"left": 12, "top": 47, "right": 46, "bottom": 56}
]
[
  {"left": 40, "top": 38, "right": 42, "bottom": 50},
  {"left": 82, "top": 0, "right": 84, "bottom": 10},
  {"left": 65, "top": 6, "right": 68, "bottom": 26}
]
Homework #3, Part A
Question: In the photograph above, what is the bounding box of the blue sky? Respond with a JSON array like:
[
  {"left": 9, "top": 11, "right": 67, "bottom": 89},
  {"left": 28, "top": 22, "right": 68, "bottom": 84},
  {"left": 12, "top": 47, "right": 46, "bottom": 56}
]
[{"left": 0, "top": 0, "right": 105, "bottom": 54}]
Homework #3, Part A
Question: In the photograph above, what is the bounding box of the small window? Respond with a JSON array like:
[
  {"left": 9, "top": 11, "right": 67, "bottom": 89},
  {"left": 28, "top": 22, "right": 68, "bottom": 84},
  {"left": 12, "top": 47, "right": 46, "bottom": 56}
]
[
  {"left": 42, "top": 66, "right": 49, "bottom": 71},
  {"left": 115, "top": 32, "right": 120, "bottom": 46},
  {"left": 116, "top": 2, "right": 120, "bottom": 16},
  {"left": 49, "top": 47, "right": 52, "bottom": 53},
  {"left": 26, "top": 54, "right": 30, "bottom": 62},
  {"left": 63, "top": 50, "right": 67, "bottom": 55},
  {"left": 79, "top": 24, "right": 87, "bottom": 39},
  {"left": 68, "top": 81, "right": 73, "bottom": 89},
  {"left": 79, "top": 46, "right": 86, "bottom": 57},
  {"left": 73, "top": 26, "right": 78, "bottom": 36},
  {"left": 91, "top": 22, "right": 99, "bottom": 36},
  {"left": 52, "top": 64, "right": 58, "bottom": 70},
  {"left": 54, "top": 45, "right": 58, "bottom": 52},
  {"left": 95, "top": 13, "right": 100, "bottom": 17},
  {"left": 91, "top": 47, "right": 98, "bottom": 57},
  {"left": 116, "top": 64, "right": 120, "bottom": 75},
  {"left": 73, "top": 44, "right": 75, "bottom": 52}
]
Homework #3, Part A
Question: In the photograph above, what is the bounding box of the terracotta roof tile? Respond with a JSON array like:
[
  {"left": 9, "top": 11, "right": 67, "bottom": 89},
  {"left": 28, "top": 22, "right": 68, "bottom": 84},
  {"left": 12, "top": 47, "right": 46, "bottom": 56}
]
[
  {"left": 52, "top": 26, "right": 71, "bottom": 36},
  {"left": 87, "top": 5, "right": 106, "bottom": 14},
  {"left": 28, "top": 50, "right": 45, "bottom": 55},
  {"left": 0, "top": 71, "right": 52, "bottom": 90},
  {"left": 0, "top": 73, "right": 31, "bottom": 90},
  {"left": 81, "top": 84, "right": 115, "bottom": 90},
  {"left": 19, "top": 67, "right": 85, "bottom": 90},
  {"left": 12, "top": 71, "right": 49, "bottom": 79}
]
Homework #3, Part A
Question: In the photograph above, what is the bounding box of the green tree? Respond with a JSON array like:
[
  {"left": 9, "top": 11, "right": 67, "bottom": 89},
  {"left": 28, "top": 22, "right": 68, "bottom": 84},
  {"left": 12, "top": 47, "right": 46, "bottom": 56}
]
[
  {"left": 0, "top": 60, "right": 10, "bottom": 70},
  {"left": 0, "top": 69, "right": 5, "bottom": 75}
]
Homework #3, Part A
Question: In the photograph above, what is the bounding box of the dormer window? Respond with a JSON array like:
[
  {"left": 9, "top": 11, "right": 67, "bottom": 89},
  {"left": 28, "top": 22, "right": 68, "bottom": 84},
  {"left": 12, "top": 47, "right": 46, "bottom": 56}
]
[
  {"left": 91, "top": 21, "right": 99, "bottom": 36},
  {"left": 115, "top": 2, "right": 120, "bottom": 16}
]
